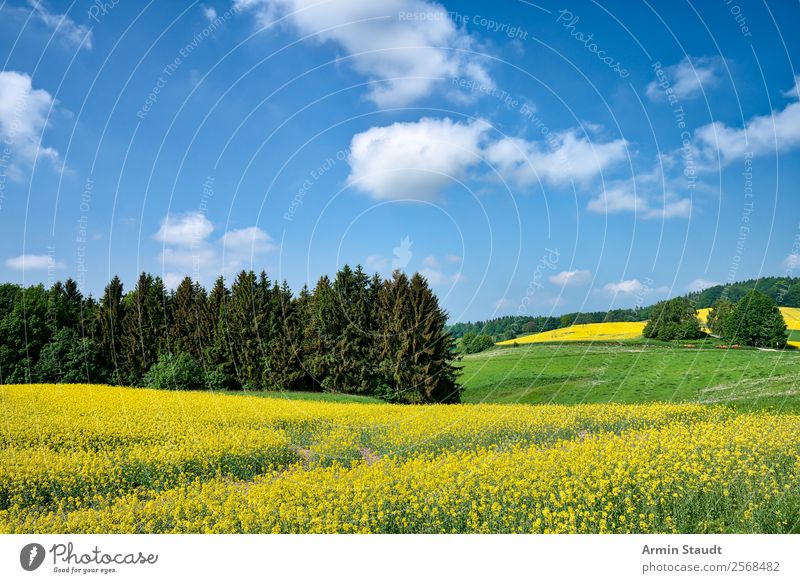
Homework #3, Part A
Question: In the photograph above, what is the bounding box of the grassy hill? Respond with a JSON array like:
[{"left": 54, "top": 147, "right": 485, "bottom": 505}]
[{"left": 459, "top": 342, "right": 800, "bottom": 411}]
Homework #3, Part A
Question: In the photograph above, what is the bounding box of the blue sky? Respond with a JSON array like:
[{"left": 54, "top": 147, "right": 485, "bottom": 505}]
[{"left": 1, "top": 0, "right": 799, "bottom": 323}]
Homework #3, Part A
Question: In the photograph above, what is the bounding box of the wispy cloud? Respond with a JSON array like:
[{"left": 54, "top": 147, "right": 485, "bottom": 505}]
[
  {"left": 549, "top": 269, "right": 591, "bottom": 287},
  {"left": 28, "top": 0, "right": 93, "bottom": 50},
  {"left": 5, "top": 253, "right": 63, "bottom": 271},
  {"left": 235, "top": 0, "right": 492, "bottom": 106},
  {"left": 647, "top": 56, "right": 723, "bottom": 101}
]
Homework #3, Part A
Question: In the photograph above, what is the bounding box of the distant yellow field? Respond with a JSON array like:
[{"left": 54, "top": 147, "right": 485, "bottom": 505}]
[
  {"left": 500, "top": 306, "right": 800, "bottom": 346},
  {"left": 497, "top": 321, "right": 646, "bottom": 345},
  {"left": 696, "top": 306, "right": 800, "bottom": 328}
]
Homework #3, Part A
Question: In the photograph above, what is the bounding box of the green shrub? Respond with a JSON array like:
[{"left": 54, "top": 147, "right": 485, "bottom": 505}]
[
  {"left": 144, "top": 352, "right": 205, "bottom": 390},
  {"left": 643, "top": 297, "right": 704, "bottom": 341}
]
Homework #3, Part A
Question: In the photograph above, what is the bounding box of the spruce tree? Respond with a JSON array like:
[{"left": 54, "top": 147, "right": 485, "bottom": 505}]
[{"left": 97, "top": 275, "right": 125, "bottom": 382}]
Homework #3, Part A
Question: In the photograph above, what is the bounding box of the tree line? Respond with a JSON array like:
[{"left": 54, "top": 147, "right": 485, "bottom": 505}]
[
  {"left": 643, "top": 291, "right": 788, "bottom": 348},
  {"left": 0, "top": 266, "right": 461, "bottom": 403}
]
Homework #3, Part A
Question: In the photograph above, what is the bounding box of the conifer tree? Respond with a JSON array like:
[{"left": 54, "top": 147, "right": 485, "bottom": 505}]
[{"left": 97, "top": 275, "right": 125, "bottom": 380}]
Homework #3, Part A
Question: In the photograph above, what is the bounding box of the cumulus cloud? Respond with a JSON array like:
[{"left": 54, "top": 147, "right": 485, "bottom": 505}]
[
  {"left": 419, "top": 266, "right": 465, "bottom": 286},
  {"left": 598, "top": 279, "right": 670, "bottom": 298},
  {"left": 27, "top": 1, "right": 93, "bottom": 49},
  {"left": 155, "top": 213, "right": 276, "bottom": 286},
  {"left": 0, "top": 71, "right": 59, "bottom": 177},
  {"left": 687, "top": 278, "right": 721, "bottom": 293},
  {"left": 693, "top": 76, "right": 800, "bottom": 165},
  {"left": 347, "top": 117, "right": 489, "bottom": 200},
  {"left": 235, "top": 0, "right": 492, "bottom": 106},
  {"left": 422, "top": 255, "right": 440, "bottom": 268},
  {"left": 601, "top": 279, "right": 646, "bottom": 295},
  {"left": 647, "top": 56, "right": 722, "bottom": 101},
  {"left": 347, "top": 117, "right": 629, "bottom": 200},
  {"left": 784, "top": 253, "right": 800, "bottom": 271},
  {"left": 5, "top": 253, "right": 63, "bottom": 270},
  {"left": 587, "top": 165, "right": 692, "bottom": 220},
  {"left": 221, "top": 226, "right": 278, "bottom": 255},
  {"left": 549, "top": 269, "right": 591, "bottom": 287},
  {"left": 484, "top": 130, "right": 628, "bottom": 186},
  {"left": 155, "top": 212, "right": 214, "bottom": 246},
  {"left": 364, "top": 254, "right": 389, "bottom": 272}
]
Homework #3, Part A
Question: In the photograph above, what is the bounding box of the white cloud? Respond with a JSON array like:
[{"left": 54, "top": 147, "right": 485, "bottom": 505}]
[
  {"left": 0, "top": 71, "right": 59, "bottom": 176},
  {"left": 484, "top": 130, "right": 628, "bottom": 186},
  {"left": 419, "top": 266, "right": 465, "bottom": 286},
  {"left": 347, "top": 117, "right": 489, "bottom": 200},
  {"left": 549, "top": 269, "right": 591, "bottom": 287},
  {"left": 347, "top": 117, "right": 629, "bottom": 200},
  {"left": 687, "top": 278, "right": 721, "bottom": 293},
  {"left": 221, "top": 226, "right": 277, "bottom": 255},
  {"left": 587, "top": 165, "right": 692, "bottom": 219},
  {"left": 601, "top": 279, "right": 645, "bottom": 295},
  {"left": 155, "top": 212, "right": 214, "bottom": 247},
  {"left": 235, "top": 0, "right": 492, "bottom": 106},
  {"left": 598, "top": 279, "right": 670, "bottom": 298},
  {"left": 693, "top": 76, "right": 800, "bottom": 165},
  {"left": 784, "top": 253, "right": 800, "bottom": 271},
  {"left": 422, "top": 255, "right": 440, "bottom": 268},
  {"left": 364, "top": 254, "right": 389, "bottom": 272},
  {"left": 5, "top": 253, "right": 63, "bottom": 270},
  {"left": 647, "top": 56, "right": 722, "bottom": 101},
  {"left": 202, "top": 5, "right": 218, "bottom": 21},
  {"left": 445, "top": 253, "right": 462, "bottom": 263},
  {"left": 28, "top": 0, "right": 93, "bottom": 49},
  {"left": 155, "top": 214, "right": 276, "bottom": 282}
]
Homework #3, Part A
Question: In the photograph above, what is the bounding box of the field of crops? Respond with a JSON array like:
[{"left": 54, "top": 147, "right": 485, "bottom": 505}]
[
  {"left": 497, "top": 322, "right": 646, "bottom": 345},
  {"left": 2, "top": 384, "right": 799, "bottom": 534},
  {"left": 500, "top": 307, "right": 800, "bottom": 346}
]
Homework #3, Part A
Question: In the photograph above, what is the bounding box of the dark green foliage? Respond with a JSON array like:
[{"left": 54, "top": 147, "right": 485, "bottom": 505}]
[
  {"left": 0, "top": 267, "right": 461, "bottom": 402},
  {"left": 143, "top": 352, "right": 205, "bottom": 390},
  {"left": 169, "top": 277, "right": 208, "bottom": 362},
  {"left": 0, "top": 284, "right": 50, "bottom": 383},
  {"left": 449, "top": 309, "right": 649, "bottom": 342},
  {"left": 725, "top": 291, "right": 788, "bottom": 348},
  {"left": 643, "top": 297, "right": 705, "bottom": 341},
  {"left": 119, "top": 273, "right": 169, "bottom": 385},
  {"left": 34, "top": 328, "right": 107, "bottom": 383},
  {"left": 706, "top": 298, "right": 735, "bottom": 338},
  {"left": 459, "top": 332, "right": 494, "bottom": 354},
  {"left": 691, "top": 276, "right": 800, "bottom": 308},
  {"left": 373, "top": 272, "right": 460, "bottom": 403}
]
